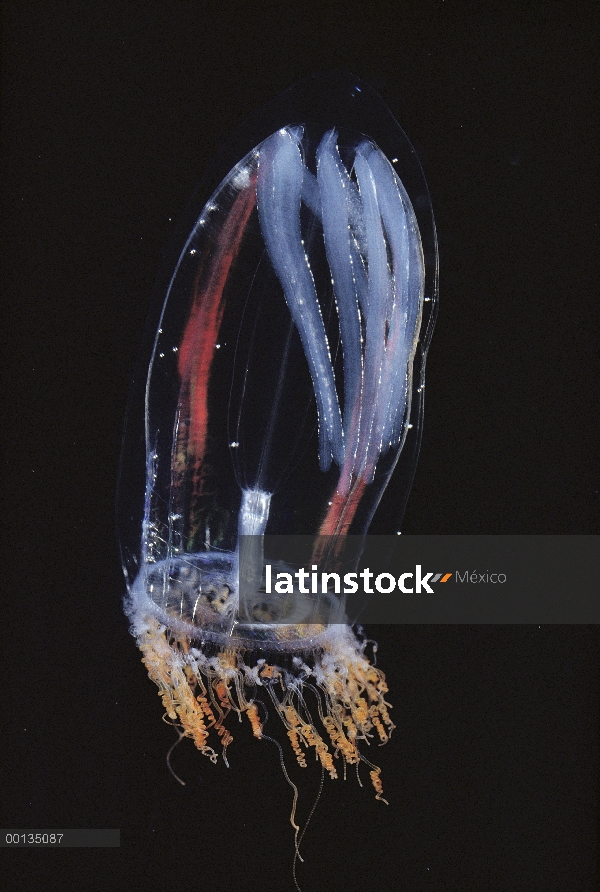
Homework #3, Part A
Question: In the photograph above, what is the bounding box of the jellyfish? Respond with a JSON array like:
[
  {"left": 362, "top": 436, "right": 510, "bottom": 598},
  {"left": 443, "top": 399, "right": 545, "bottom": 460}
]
[{"left": 117, "top": 70, "right": 437, "bottom": 869}]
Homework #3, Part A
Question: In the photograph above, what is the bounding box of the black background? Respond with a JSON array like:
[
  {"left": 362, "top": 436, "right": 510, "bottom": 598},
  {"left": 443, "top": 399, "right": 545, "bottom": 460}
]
[{"left": 2, "top": 3, "right": 598, "bottom": 891}]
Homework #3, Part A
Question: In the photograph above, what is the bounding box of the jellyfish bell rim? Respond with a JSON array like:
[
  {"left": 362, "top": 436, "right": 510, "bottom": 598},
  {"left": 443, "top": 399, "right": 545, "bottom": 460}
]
[
  {"left": 126, "top": 573, "right": 346, "bottom": 655},
  {"left": 127, "top": 548, "right": 349, "bottom": 653}
]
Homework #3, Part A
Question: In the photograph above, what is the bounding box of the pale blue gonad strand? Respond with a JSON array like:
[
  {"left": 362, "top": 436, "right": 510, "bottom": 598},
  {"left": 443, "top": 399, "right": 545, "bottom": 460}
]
[
  {"left": 257, "top": 129, "right": 344, "bottom": 473},
  {"left": 315, "top": 129, "right": 363, "bottom": 439}
]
